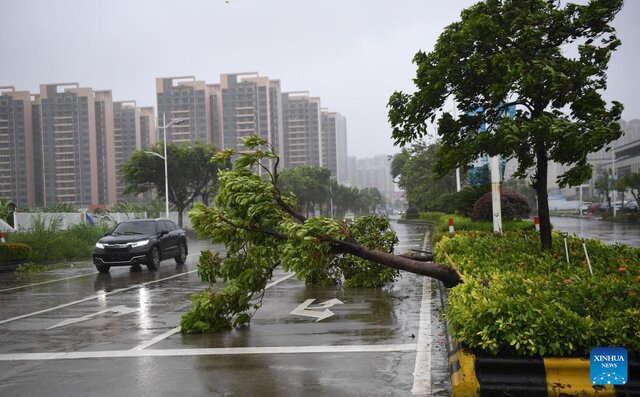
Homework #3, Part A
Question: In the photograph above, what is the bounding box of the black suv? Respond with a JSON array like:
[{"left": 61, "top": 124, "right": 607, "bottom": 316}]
[{"left": 93, "top": 219, "right": 188, "bottom": 273}]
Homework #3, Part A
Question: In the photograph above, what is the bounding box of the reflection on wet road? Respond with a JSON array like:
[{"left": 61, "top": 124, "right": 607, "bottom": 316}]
[{"left": 551, "top": 216, "right": 640, "bottom": 247}]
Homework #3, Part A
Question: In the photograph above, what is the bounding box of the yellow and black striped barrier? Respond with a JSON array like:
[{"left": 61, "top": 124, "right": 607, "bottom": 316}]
[{"left": 449, "top": 345, "right": 640, "bottom": 396}]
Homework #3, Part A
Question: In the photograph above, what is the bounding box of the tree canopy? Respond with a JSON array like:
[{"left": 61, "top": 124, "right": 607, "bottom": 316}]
[
  {"left": 388, "top": 0, "right": 624, "bottom": 249},
  {"left": 391, "top": 141, "right": 458, "bottom": 211},
  {"left": 180, "top": 137, "right": 461, "bottom": 333},
  {"left": 120, "top": 142, "right": 221, "bottom": 226}
]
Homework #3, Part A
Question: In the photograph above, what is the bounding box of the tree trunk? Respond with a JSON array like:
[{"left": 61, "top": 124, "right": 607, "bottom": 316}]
[
  {"left": 336, "top": 241, "right": 462, "bottom": 288},
  {"left": 175, "top": 205, "right": 186, "bottom": 227},
  {"left": 534, "top": 146, "right": 552, "bottom": 250}
]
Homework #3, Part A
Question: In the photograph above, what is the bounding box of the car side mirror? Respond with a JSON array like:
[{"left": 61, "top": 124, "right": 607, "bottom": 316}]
[
  {"left": 160, "top": 230, "right": 168, "bottom": 236},
  {"left": 104, "top": 232, "right": 111, "bottom": 236}
]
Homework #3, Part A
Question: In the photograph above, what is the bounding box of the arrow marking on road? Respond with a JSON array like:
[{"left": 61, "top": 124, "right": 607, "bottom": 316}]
[
  {"left": 47, "top": 305, "right": 138, "bottom": 330},
  {"left": 290, "top": 298, "right": 344, "bottom": 322}
]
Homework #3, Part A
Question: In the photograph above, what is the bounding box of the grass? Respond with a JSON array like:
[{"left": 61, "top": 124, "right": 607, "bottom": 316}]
[{"left": 6, "top": 215, "right": 111, "bottom": 265}]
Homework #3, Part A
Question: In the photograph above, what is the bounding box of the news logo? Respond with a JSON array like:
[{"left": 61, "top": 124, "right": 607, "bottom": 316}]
[{"left": 590, "top": 347, "right": 628, "bottom": 385}]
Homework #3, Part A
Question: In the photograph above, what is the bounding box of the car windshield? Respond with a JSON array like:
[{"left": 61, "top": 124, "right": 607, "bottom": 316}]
[{"left": 111, "top": 221, "right": 156, "bottom": 235}]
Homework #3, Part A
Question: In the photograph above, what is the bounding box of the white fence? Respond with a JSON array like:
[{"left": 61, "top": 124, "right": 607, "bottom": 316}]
[{"left": 13, "top": 212, "right": 147, "bottom": 231}]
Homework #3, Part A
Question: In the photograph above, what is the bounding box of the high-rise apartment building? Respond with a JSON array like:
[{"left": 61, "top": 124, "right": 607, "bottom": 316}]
[
  {"left": 4, "top": 72, "right": 347, "bottom": 208},
  {"left": 94, "top": 90, "right": 116, "bottom": 206},
  {"left": 113, "top": 101, "right": 141, "bottom": 202},
  {"left": 139, "top": 106, "right": 157, "bottom": 149},
  {"left": 0, "top": 87, "right": 35, "bottom": 207},
  {"left": 219, "top": 73, "right": 282, "bottom": 154},
  {"left": 321, "top": 110, "right": 348, "bottom": 183},
  {"left": 31, "top": 94, "right": 44, "bottom": 206},
  {"left": 156, "top": 76, "right": 210, "bottom": 144},
  {"left": 281, "top": 92, "right": 321, "bottom": 169},
  {"left": 39, "top": 83, "right": 98, "bottom": 207},
  {"left": 355, "top": 155, "right": 394, "bottom": 201}
]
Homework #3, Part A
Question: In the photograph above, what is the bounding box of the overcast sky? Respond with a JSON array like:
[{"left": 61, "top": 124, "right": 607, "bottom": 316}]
[{"left": 1, "top": 0, "right": 638, "bottom": 158}]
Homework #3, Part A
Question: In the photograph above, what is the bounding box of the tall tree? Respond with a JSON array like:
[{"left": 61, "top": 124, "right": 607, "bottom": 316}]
[
  {"left": 121, "top": 142, "right": 220, "bottom": 226},
  {"left": 621, "top": 172, "right": 640, "bottom": 204},
  {"left": 278, "top": 166, "right": 331, "bottom": 217},
  {"left": 392, "top": 142, "right": 457, "bottom": 211},
  {"left": 388, "top": 0, "right": 624, "bottom": 250}
]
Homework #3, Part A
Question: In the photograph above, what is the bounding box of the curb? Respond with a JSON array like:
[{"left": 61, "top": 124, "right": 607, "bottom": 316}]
[{"left": 448, "top": 344, "right": 640, "bottom": 396}]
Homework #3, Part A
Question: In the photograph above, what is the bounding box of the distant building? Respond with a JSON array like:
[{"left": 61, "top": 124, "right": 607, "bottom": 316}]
[
  {"left": 156, "top": 76, "right": 210, "bottom": 144},
  {"left": 354, "top": 155, "right": 394, "bottom": 201},
  {"left": 321, "top": 110, "right": 348, "bottom": 183},
  {"left": 113, "top": 101, "right": 141, "bottom": 202},
  {"left": 3, "top": 71, "right": 349, "bottom": 208},
  {"left": 94, "top": 90, "right": 116, "bottom": 206},
  {"left": 281, "top": 92, "right": 321, "bottom": 169},
  {"left": 543, "top": 119, "right": 640, "bottom": 200},
  {"left": 0, "top": 87, "right": 35, "bottom": 207},
  {"left": 38, "top": 83, "right": 98, "bottom": 207},
  {"left": 218, "top": 73, "right": 283, "bottom": 157},
  {"left": 139, "top": 107, "right": 156, "bottom": 149}
]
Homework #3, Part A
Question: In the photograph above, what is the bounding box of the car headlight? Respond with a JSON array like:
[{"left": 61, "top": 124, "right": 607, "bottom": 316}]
[
  {"left": 95, "top": 242, "right": 105, "bottom": 249},
  {"left": 131, "top": 240, "right": 149, "bottom": 248}
]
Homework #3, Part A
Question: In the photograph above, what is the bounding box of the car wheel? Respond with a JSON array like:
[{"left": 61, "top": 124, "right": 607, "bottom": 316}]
[
  {"left": 95, "top": 264, "right": 111, "bottom": 273},
  {"left": 147, "top": 247, "right": 160, "bottom": 271},
  {"left": 175, "top": 243, "right": 187, "bottom": 265}
]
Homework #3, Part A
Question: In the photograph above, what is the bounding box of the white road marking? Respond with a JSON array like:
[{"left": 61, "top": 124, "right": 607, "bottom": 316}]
[
  {"left": 0, "top": 344, "right": 418, "bottom": 361},
  {"left": 265, "top": 272, "right": 295, "bottom": 289},
  {"left": 130, "top": 272, "right": 297, "bottom": 350},
  {"left": 412, "top": 278, "right": 432, "bottom": 395},
  {"left": 47, "top": 305, "right": 138, "bottom": 330},
  {"left": 0, "top": 270, "right": 198, "bottom": 325},
  {"left": 290, "top": 298, "right": 344, "bottom": 322},
  {"left": 131, "top": 327, "right": 182, "bottom": 351}
]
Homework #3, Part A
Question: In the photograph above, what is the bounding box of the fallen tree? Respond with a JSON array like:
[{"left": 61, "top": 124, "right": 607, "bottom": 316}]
[{"left": 180, "top": 136, "right": 461, "bottom": 333}]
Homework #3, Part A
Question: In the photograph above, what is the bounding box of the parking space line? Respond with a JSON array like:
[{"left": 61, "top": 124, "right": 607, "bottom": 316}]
[
  {"left": 411, "top": 278, "right": 432, "bottom": 395},
  {"left": 0, "top": 270, "right": 198, "bottom": 325},
  {"left": 132, "top": 327, "right": 181, "bottom": 351},
  {"left": 0, "top": 343, "right": 418, "bottom": 361},
  {"left": 131, "top": 272, "right": 297, "bottom": 351}
]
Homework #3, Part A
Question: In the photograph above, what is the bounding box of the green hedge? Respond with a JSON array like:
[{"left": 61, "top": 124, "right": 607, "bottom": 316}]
[
  {"left": 417, "top": 212, "right": 534, "bottom": 233},
  {"left": 0, "top": 242, "right": 32, "bottom": 263},
  {"left": 437, "top": 231, "right": 640, "bottom": 357}
]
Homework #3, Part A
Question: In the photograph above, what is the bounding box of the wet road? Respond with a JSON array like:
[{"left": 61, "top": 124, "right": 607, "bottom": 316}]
[
  {"left": 0, "top": 222, "right": 448, "bottom": 396},
  {"left": 551, "top": 216, "right": 640, "bottom": 247}
]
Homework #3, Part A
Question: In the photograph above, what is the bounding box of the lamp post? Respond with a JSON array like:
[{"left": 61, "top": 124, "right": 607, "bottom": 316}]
[{"left": 144, "top": 113, "right": 187, "bottom": 219}]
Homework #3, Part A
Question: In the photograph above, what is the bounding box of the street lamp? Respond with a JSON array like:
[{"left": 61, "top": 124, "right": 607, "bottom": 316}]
[{"left": 145, "top": 113, "right": 187, "bottom": 219}]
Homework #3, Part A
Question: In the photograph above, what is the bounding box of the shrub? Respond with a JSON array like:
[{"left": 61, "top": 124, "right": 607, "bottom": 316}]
[
  {"left": 471, "top": 190, "right": 530, "bottom": 221},
  {"left": 418, "top": 212, "right": 533, "bottom": 234},
  {"left": 7, "top": 220, "right": 110, "bottom": 264},
  {"left": 437, "top": 232, "right": 640, "bottom": 357},
  {"left": 0, "top": 242, "right": 32, "bottom": 263},
  {"left": 453, "top": 184, "right": 490, "bottom": 217}
]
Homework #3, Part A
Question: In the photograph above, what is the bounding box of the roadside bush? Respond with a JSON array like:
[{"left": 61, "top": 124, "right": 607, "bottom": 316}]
[
  {"left": 0, "top": 242, "right": 32, "bottom": 263},
  {"left": 453, "top": 184, "right": 490, "bottom": 216},
  {"left": 7, "top": 220, "right": 110, "bottom": 264},
  {"left": 417, "top": 212, "right": 533, "bottom": 235},
  {"left": 471, "top": 190, "right": 530, "bottom": 221},
  {"left": 437, "top": 232, "right": 640, "bottom": 357}
]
